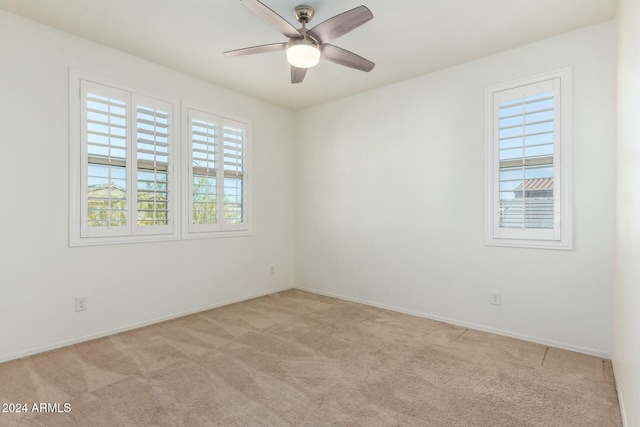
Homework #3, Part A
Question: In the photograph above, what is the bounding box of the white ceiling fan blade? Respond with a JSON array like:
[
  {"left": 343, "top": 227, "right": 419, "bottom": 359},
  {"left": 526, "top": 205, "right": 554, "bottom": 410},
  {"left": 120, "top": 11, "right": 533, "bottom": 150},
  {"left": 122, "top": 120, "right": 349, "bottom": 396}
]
[
  {"left": 308, "top": 5, "right": 373, "bottom": 45},
  {"left": 240, "top": 0, "right": 302, "bottom": 39},
  {"left": 224, "top": 42, "right": 287, "bottom": 57},
  {"left": 321, "top": 44, "right": 375, "bottom": 72}
]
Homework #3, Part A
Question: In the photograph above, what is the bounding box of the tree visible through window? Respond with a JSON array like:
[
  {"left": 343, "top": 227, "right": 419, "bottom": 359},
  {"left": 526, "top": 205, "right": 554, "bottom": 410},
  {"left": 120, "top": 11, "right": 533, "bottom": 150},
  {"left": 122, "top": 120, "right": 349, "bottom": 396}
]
[
  {"left": 136, "top": 105, "right": 170, "bottom": 227},
  {"left": 71, "top": 73, "right": 178, "bottom": 246},
  {"left": 70, "top": 72, "right": 251, "bottom": 246},
  {"left": 185, "top": 107, "right": 250, "bottom": 238},
  {"left": 191, "top": 118, "right": 218, "bottom": 225}
]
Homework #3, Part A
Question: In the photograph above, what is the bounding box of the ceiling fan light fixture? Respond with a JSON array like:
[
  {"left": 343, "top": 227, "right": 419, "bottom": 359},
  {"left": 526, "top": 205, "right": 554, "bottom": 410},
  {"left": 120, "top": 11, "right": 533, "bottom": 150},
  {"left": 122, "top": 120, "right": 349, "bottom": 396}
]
[{"left": 286, "top": 37, "right": 320, "bottom": 68}]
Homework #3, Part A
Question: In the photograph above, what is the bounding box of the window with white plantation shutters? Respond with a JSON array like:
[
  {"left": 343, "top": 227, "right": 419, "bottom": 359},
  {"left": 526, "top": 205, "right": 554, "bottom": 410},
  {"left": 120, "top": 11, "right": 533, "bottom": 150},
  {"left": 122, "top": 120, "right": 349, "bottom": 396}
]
[
  {"left": 71, "top": 72, "right": 179, "bottom": 246},
  {"left": 497, "top": 80, "right": 557, "bottom": 234},
  {"left": 185, "top": 107, "right": 251, "bottom": 238},
  {"left": 70, "top": 72, "right": 251, "bottom": 245},
  {"left": 485, "top": 69, "right": 572, "bottom": 250}
]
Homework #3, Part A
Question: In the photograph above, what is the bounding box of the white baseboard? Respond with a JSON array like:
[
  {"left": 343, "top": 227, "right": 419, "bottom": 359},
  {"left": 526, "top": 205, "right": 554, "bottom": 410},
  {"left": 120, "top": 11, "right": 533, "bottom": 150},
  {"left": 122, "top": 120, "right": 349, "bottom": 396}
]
[
  {"left": 295, "top": 286, "right": 611, "bottom": 359},
  {"left": 0, "top": 286, "right": 294, "bottom": 364},
  {"left": 615, "top": 379, "right": 628, "bottom": 427}
]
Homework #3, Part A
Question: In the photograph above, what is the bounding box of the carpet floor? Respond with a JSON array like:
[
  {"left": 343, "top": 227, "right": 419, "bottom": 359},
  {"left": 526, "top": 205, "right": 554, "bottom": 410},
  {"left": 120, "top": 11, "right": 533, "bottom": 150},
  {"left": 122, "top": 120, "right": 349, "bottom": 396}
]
[{"left": 0, "top": 289, "right": 621, "bottom": 426}]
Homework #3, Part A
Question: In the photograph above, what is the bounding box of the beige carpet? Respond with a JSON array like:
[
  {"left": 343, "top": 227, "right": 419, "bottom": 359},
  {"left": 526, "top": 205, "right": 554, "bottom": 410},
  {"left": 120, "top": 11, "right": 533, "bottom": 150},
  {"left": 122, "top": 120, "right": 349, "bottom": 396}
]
[{"left": 0, "top": 289, "right": 621, "bottom": 426}]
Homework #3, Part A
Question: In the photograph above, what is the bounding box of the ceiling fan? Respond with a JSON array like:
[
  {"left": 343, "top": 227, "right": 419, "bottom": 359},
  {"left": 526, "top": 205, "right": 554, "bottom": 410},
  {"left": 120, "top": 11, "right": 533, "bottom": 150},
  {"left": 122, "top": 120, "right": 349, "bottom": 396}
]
[{"left": 224, "top": 0, "right": 375, "bottom": 84}]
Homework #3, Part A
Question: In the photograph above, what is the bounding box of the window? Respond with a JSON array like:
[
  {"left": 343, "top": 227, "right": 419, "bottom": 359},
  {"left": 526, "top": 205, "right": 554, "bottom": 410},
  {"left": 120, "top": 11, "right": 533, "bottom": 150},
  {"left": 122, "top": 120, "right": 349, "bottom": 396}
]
[
  {"left": 70, "top": 73, "right": 252, "bottom": 245},
  {"left": 183, "top": 107, "right": 251, "bottom": 238},
  {"left": 485, "top": 68, "right": 572, "bottom": 250},
  {"left": 70, "top": 72, "right": 179, "bottom": 246}
]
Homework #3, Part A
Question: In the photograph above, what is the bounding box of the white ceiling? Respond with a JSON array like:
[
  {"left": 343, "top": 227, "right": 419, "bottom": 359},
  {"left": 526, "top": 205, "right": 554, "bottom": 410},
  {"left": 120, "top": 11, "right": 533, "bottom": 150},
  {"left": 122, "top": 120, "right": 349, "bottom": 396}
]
[{"left": 0, "top": 0, "right": 615, "bottom": 111}]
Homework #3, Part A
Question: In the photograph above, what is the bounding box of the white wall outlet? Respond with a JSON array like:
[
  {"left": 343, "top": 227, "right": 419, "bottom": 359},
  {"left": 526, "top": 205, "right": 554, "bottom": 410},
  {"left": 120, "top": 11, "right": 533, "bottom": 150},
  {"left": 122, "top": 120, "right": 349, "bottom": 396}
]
[
  {"left": 75, "top": 296, "right": 88, "bottom": 312},
  {"left": 490, "top": 291, "right": 502, "bottom": 306},
  {"left": 270, "top": 265, "right": 275, "bottom": 275}
]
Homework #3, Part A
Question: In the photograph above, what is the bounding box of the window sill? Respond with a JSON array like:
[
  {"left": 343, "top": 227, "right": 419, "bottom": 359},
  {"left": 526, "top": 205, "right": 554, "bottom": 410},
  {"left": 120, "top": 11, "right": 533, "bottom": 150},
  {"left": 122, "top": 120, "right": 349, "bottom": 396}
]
[
  {"left": 485, "top": 237, "right": 572, "bottom": 251},
  {"left": 69, "top": 233, "right": 180, "bottom": 247}
]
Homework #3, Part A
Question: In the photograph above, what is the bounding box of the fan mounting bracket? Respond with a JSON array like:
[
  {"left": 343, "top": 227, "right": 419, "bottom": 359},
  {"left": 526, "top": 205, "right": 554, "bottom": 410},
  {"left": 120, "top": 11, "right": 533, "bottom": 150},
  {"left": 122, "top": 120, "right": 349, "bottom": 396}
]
[{"left": 294, "top": 5, "right": 315, "bottom": 25}]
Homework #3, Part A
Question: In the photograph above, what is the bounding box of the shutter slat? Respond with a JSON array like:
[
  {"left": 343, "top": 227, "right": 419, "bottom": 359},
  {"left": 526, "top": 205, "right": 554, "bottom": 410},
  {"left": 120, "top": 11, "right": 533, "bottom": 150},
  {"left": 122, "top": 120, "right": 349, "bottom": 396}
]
[
  {"left": 193, "top": 166, "right": 217, "bottom": 176},
  {"left": 137, "top": 160, "right": 168, "bottom": 171},
  {"left": 192, "top": 147, "right": 217, "bottom": 155},
  {"left": 137, "top": 138, "right": 169, "bottom": 148},
  {"left": 223, "top": 152, "right": 244, "bottom": 161},
  {"left": 137, "top": 128, "right": 169, "bottom": 138},
  {"left": 87, "top": 138, "right": 126, "bottom": 149},
  {"left": 499, "top": 118, "right": 553, "bottom": 132},
  {"left": 86, "top": 119, "right": 126, "bottom": 130},
  {"left": 137, "top": 107, "right": 168, "bottom": 119},
  {"left": 223, "top": 127, "right": 245, "bottom": 137},
  {"left": 86, "top": 108, "right": 127, "bottom": 120}
]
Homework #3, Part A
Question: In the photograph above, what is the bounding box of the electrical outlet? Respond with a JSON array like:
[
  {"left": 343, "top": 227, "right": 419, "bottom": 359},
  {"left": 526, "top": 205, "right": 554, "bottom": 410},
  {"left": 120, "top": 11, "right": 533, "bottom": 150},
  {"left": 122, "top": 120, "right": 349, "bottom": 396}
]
[
  {"left": 490, "top": 291, "right": 502, "bottom": 306},
  {"left": 270, "top": 265, "right": 275, "bottom": 275},
  {"left": 75, "top": 296, "right": 88, "bottom": 312}
]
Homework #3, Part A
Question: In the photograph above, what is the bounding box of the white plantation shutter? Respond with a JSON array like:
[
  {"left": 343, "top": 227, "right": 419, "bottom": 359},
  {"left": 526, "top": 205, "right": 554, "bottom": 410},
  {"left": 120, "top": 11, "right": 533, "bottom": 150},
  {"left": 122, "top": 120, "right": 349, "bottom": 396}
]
[
  {"left": 485, "top": 69, "right": 572, "bottom": 250},
  {"left": 190, "top": 114, "right": 219, "bottom": 230},
  {"left": 494, "top": 78, "right": 560, "bottom": 241},
  {"left": 81, "top": 81, "right": 130, "bottom": 237},
  {"left": 133, "top": 96, "right": 174, "bottom": 235},
  {"left": 222, "top": 120, "right": 248, "bottom": 229},
  {"left": 72, "top": 74, "right": 178, "bottom": 245},
  {"left": 186, "top": 108, "right": 251, "bottom": 237}
]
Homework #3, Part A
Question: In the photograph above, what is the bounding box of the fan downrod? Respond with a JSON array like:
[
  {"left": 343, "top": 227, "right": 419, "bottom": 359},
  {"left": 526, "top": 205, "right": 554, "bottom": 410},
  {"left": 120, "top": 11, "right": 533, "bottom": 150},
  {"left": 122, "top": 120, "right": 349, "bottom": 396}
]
[{"left": 294, "top": 5, "right": 314, "bottom": 25}]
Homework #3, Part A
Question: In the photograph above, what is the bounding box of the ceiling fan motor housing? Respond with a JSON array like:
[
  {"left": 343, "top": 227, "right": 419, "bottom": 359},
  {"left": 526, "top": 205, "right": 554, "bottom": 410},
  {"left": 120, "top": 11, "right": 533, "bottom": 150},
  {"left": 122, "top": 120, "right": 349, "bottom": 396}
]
[{"left": 294, "top": 5, "right": 314, "bottom": 24}]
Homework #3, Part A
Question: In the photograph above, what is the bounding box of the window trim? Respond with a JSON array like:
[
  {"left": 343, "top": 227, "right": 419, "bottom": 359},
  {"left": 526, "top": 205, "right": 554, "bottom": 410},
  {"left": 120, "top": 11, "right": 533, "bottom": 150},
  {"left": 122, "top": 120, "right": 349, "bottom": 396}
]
[
  {"left": 181, "top": 104, "right": 252, "bottom": 240},
  {"left": 484, "top": 68, "right": 572, "bottom": 250},
  {"left": 69, "top": 70, "right": 181, "bottom": 247}
]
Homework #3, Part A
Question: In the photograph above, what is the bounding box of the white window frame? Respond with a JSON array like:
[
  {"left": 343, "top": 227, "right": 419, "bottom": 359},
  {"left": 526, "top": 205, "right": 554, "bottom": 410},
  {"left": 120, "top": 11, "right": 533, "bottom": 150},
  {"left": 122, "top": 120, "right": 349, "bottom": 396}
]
[
  {"left": 182, "top": 105, "right": 252, "bottom": 239},
  {"left": 69, "top": 70, "right": 180, "bottom": 246},
  {"left": 485, "top": 68, "right": 572, "bottom": 250}
]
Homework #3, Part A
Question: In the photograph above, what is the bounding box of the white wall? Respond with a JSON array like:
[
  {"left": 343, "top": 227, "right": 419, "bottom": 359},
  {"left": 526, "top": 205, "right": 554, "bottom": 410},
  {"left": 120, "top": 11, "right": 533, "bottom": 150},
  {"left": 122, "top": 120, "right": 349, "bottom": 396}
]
[
  {"left": 614, "top": 0, "right": 640, "bottom": 424},
  {"left": 0, "top": 11, "right": 295, "bottom": 362},
  {"left": 294, "top": 22, "right": 616, "bottom": 356}
]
